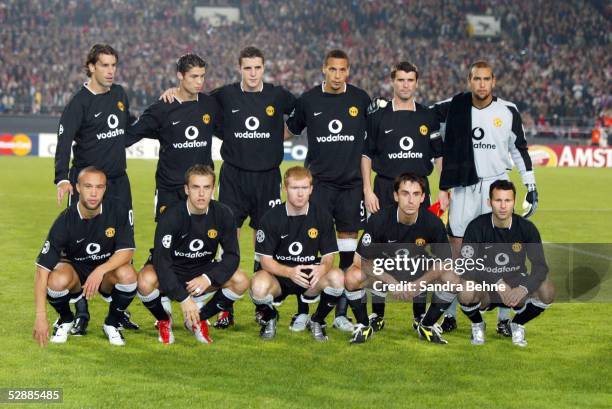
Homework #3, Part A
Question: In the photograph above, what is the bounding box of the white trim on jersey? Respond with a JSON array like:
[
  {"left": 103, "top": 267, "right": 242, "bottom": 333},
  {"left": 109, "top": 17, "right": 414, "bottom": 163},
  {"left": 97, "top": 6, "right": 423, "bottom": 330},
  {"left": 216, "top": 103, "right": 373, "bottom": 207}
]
[{"left": 321, "top": 82, "right": 347, "bottom": 94}]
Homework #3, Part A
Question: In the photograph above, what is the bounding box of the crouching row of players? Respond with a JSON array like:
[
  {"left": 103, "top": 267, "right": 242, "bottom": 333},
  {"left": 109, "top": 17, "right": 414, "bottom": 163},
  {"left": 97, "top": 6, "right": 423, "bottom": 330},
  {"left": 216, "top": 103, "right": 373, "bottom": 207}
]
[{"left": 33, "top": 165, "right": 554, "bottom": 347}]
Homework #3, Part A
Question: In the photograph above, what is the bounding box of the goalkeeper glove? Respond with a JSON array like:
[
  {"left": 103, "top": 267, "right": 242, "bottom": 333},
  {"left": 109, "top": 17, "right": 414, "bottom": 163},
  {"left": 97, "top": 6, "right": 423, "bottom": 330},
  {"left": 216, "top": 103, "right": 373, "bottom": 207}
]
[{"left": 522, "top": 183, "right": 538, "bottom": 218}]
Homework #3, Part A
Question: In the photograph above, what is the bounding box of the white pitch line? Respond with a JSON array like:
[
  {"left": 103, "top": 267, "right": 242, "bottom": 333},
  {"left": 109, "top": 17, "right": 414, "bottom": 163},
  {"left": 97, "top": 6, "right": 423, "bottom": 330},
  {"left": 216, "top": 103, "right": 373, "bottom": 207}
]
[{"left": 544, "top": 242, "right": 612, "bottom": 262}]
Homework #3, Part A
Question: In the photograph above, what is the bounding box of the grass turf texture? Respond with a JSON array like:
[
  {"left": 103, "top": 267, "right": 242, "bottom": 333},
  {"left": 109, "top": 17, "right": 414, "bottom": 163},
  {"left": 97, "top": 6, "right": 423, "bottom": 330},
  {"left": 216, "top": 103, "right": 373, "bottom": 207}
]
[{"left": 1, "top": 157, "right": 611, "bottom": 409}]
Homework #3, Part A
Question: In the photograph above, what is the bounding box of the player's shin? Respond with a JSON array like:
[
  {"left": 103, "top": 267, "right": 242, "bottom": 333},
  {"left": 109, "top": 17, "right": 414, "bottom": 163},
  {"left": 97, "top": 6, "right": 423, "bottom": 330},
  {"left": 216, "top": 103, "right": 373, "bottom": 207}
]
[
  {"left": 412, "top": 291, "right": 427, "bottom": 321},
  {"left": 512, "top": 298, "right": 550, "bottom": 325},
  {"left": 138, "top": 288, "right": 170, "bottom": 321},
  {"left": 250, "top": 293, "right": 277, "bottom": 322},
  {"left": 71, "top": 290, "right": 89, "bottom": 320},
  {"left": 105, "top": 282, "right": 137, "bottom": 327},
  {"left": 459, "top": 301, "right": 484, "bottom": 324},
  {"left": 345, "top": 289, "right": 369, "bottom": 326},
  {"left": 421, "top": 291, "right": 456, "bottom": 326},
  {"left": 311, "top": 287, "right": 343, "bottom": 324},
  {"left": 200, "top": 288, "right": 242, "bottom": 321},
  {"left": 47, "top": 288, "right": 74, "bottom": 323},
  {"left": 370, "top": 288, "right": 387, "bottom": 317}
]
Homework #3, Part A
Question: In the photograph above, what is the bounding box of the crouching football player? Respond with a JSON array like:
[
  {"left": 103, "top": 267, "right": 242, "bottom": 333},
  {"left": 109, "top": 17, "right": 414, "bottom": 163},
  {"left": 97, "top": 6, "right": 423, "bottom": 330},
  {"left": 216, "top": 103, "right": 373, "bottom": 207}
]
[
  {"left": 137, "top": 164, "right": 249, "bottom": 344},
  {"left": 33, "top": 167, "right": 137, "bottom": 346},
  {"left": 250, "top": 166, "right": 344, "bottom": 341},
  {"left": 344, "top": 173, "right": 461, "bottom": 344},
  {"left": 457, "top": 180, "right": 554, "bottom": 347}
]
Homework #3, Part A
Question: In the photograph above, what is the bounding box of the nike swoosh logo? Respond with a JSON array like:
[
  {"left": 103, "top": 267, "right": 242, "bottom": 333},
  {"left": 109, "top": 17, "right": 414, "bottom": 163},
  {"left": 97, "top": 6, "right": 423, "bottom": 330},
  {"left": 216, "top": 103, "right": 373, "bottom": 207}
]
[
  {"left": 281, "top": 235, "right": 289, "bottom": 239},
  {"left": 384, "top": 129, "right": 393, "bottom": 134},
  {"left": 94, "top": 112, "right": 102, "bottom": 118},
  {"left": 387, "top": 240, "right": 397, "bottom": 243},
  {"left": 172, "top": 121, "right": 180, "bottom": 125},
  {"left": 76, "top": 238, "right": 85, "bottom": 243},
  {"left": 181, "top": 234, "right": 188, "bottom": 238},
  {"left": 485, "top": 245, "right": 493, "bottom": 249},
  {"left": 314, "top": 112, "right": 322, "bottom": 116},
  {"left": 232, "top": 109, "right": 240, "bottom": 113}
]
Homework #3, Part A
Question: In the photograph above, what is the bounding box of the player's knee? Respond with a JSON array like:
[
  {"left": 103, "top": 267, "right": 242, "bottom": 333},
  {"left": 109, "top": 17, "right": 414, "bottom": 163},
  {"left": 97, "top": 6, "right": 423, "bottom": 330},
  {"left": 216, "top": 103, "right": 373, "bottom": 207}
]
[
  {"left": 47, "top": 269, "right": 72, "bottom": 291},
  {"left": 537, "top": 279, "right": 555, "bottom": 304},
  {"left": 114, "top": 264, "right": 137, "bottom": 284},
  {"left": 326, "top": 267, "right": 344, "bottom": 289},
  {"left": 251, "top": 271, "right": 273, "bottom": 297},
  {"left": 458, "top": 289, "right": 477, "bottom": 304},
  {"left": 344, "top": 267, "right": 363, "bottom": 291},
  {"left": 229, "top": 269, "right": 250, "bottom": 294},
  {"left": 137, "top": 266, "right": 158, "bottom": 295}
]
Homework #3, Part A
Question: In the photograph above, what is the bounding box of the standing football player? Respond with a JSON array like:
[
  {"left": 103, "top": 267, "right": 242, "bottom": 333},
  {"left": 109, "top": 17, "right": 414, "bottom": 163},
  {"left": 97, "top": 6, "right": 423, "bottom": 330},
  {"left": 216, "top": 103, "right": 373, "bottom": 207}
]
[
  {"left": 431, "top": 61, "right": 538, "bottom": 335},
  {"left": 54, "top": 44, "right": 137, "bottom": 336},
  {"left": 34, "top": 167, "right": 137, "bottom": 346},
  {"left": 362, "top": 61, "right": 445, "bottom": 332},
  {"left": 286, "top": 49, "right": 371, "bottom": 332}
]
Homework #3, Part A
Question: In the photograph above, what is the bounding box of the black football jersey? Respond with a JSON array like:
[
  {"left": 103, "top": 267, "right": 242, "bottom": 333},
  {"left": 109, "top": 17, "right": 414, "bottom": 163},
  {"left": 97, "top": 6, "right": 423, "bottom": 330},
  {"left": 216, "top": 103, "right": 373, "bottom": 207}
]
[
  {"left": 286, "top": 84, "right": 371, "bottom": 187},
  {"left": 212, "top": 82, "right": 296, "bottom": 171},
  {"left": 357, "top": 205, "right": 450, "bottom": 260},
  {"left": 55, "top": 84, "right": 132, "bottom": 184},
  {"left": 364, "top": 101, "right": 442, "bottom": 178},
  {"left": 462, "top": 213, "right": 548, "bottom": 292},
  {"left": 125, "top": 94, "right": 221, "bottom": 191},
  {"left": 255, "top": 202, "right": 338, "bottom": 267},
  {"left": 36, "top": 199, "right": 135, "bottom": 271},
  {"left": 152, "top": 200, "right": 239, "bottom": 301}
]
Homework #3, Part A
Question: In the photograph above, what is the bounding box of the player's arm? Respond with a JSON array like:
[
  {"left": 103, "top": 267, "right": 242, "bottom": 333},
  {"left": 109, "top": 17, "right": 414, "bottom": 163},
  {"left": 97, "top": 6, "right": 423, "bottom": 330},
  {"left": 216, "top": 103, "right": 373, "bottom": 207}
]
[
  {"left": 285, "top": 95, "right": 306, "bottom": 137},
  {"left": 429, "top": 111, "right": 449, "bottom": 210},
  {"left": 54, "top": 98, "right": 84, "bottom": 204},
  {"left": 152, "top": 216, "right": 190, "bottom": 303},
  {"left": 33, "top": 219, "right": 67, "bottom": 346},
  {"left": 362, "top": 111, "right": 380, "bottom": 213},
  {"left": 507, "top": 105, "right": 538, "bottom": 218},
  {"left": 204, "top": 209, "right": 241, "bottom": 288},
  {"left": 514, "top": 223, "right": 549, "bottom": 297},
  {"left": 125, "top": 102, "right": 162, "bottom": 147},
  {"left": 307, "top": 214, "right": 339, "bottom": 287},
  {"left": 282, "top": 88, "right": 298, "bottom": 140}
]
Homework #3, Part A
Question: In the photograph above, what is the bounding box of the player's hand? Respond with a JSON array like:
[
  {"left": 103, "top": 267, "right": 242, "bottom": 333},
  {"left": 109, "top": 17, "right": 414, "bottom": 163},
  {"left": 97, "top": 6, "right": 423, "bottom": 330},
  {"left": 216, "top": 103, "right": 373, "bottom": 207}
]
[
  {"left": 438, "top": 190, "right": 450, "bottom": 212},
  {"left": 506, "top": 286, "right": 528, "bottom": 308},
  {"left": 522, "top": 184, "right": 538, "bottom": 218},
  {"left": 496, "top": 280, "right": 511, "bottom": 305},
  {"left": 290, "top": 265, "right": 311, "bottom": 289},
  {"left": 180, "top": 297, "right": 201, "bottom": 328},
  {"left": 391, "top": 289, "right": 414, "bottom": 301},
  {"left": 186, "top": 276, "right": 210, "bottom": 297},
  {"left": 56, "top": 181, "right": 73, "bottom": 206},
  {"left": 82, "top": 268, "right": 106, "bottom": 299},
  {"left": 160, "top": 87, "right": 178, "bottom": 103},
  {"left": 364, "top": 190, "right": 380, "bottom": 214},
  {"left": 306, "top": 264, "right": 325, "bottom": 289},
  {"left": 33, "top": 315, "right": 49, "bottom": 347}
]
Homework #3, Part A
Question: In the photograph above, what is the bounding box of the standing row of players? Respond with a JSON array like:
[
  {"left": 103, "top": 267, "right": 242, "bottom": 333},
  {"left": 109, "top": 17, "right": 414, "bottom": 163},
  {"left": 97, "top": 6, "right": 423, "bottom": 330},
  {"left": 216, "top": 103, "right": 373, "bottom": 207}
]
[{"left": 33, "top": 43, "right": 547, "bottom": 346}]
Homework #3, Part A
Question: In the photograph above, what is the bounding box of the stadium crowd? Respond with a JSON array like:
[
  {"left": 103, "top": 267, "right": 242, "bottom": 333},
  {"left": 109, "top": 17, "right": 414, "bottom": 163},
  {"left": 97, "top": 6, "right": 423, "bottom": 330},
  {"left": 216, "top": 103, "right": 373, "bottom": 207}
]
[{"left": 0, "top": 0, "right": 610, "bottom": 126}]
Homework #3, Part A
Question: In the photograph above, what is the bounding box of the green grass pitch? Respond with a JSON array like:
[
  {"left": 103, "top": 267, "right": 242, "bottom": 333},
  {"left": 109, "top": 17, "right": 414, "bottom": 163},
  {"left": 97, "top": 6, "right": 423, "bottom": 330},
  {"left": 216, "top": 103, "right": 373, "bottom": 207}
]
[{"left": 1, "top": 157, "right": 611, "bottom": 408}]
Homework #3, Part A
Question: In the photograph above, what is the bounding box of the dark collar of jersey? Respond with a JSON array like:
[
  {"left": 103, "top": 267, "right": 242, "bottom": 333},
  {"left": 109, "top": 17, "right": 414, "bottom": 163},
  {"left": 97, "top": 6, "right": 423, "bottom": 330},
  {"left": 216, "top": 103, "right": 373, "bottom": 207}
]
[{"left": 439, "top": 92, "right": 479, "bottom": 190}]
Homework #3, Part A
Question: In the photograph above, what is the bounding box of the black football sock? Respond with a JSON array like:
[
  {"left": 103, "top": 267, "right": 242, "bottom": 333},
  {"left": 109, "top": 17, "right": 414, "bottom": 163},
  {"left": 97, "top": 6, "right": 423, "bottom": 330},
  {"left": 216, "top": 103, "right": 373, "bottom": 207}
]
[
  {"left": 47, "top": 288, "right": 74, "bottom": 323},
  {"left": 138, "top": 289, "right": 169, "bottom": 321},
  {"left": 370, "top": 289, "right": 387, "bottom": 317},
  {"left": 297, "top": 295, "right": 310, "bottom": 315},
  {"left": 421, "top": 291, "right": 456, "bottom": 326},
  {"left": 311, "top": 288, "right": 343, "bottom": 324},
  {"left": 251, "top": 293, "right": 277, "bottom": 321},
  {"left": 71, "top": 290, "right": 90, "bottom": 319},
  {"left": 412, "top": 291, "right": 427, "bottom": 320},
  {"left": 512, "top": 299, "right": 549, "bottom": 325},
  {"left": 346, "top": 289, "right": 369, "bottom": 326},
  {"left": 200, "top": 288, "right": 241, "bottom": 321},
  {"left": 460, "top": 302, "right": 483, "bottom": 324},
  {"left": 105, "top": 283, "right": 137, "bottom": 326}
]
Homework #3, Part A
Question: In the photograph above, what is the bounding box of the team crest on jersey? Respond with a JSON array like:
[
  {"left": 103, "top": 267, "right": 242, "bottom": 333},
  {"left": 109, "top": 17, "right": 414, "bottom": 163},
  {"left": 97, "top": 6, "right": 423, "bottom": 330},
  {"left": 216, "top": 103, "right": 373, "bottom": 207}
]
[
  {"left": 105, "top": 227, "right": 115, "bottom": 238},
  {"left": 348, "top": 106, "right": 358, "bottom": 117},
  {"left": 266, "top": 105, "right": 275, "bottom": 116},
  {"left": 419, "top": 125, "right": 428, "bottom": 135},
  {"left": 415, "top": 238, "right": 426, "bottom": 246},
  {"left": 256, "top": 229, "right": 265, "bottom": 243},
  {"left": 117, "top": 101, "right": 125, "bottom": 112},
  {"left": 494, "top": 118, "right": 502, "bottom": 128},
  {"left": 208, "top": 229, "right": 218, "bottom": 239},
  {"left": 308, "top": 228, "right": 318, "bottom": 239},
  {"left": 159, "top": 206, "right": 167, "bottom": 214},
  {"left": 512, "top": 242, "right": 522, "bottom": 252},
  {"left": 42, "top": 240, "right": 50, "bottom": 254},
  {"left": 203, "top": 114, "right": 211, "bottom": 124}
]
